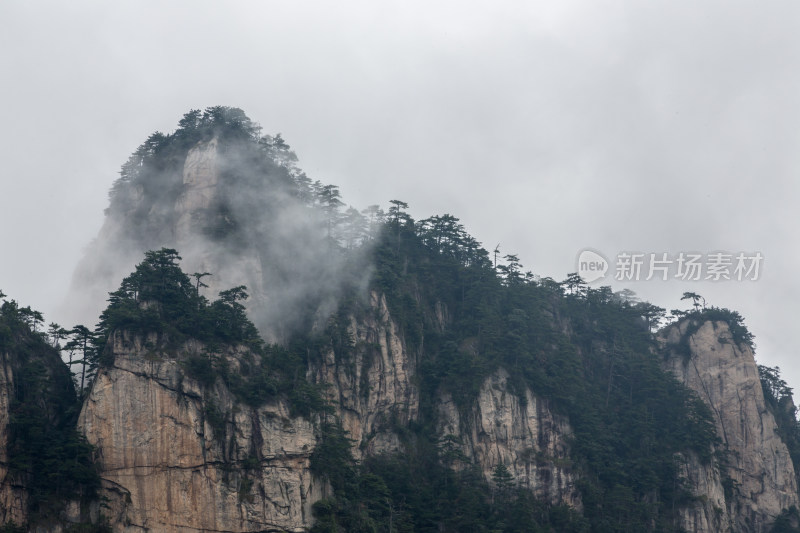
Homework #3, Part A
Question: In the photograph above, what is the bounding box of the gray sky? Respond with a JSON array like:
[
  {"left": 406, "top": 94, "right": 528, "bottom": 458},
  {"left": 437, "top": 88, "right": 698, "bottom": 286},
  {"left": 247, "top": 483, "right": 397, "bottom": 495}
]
[{"left": 2, "top": 1, "right": 799, "bottom": 388}]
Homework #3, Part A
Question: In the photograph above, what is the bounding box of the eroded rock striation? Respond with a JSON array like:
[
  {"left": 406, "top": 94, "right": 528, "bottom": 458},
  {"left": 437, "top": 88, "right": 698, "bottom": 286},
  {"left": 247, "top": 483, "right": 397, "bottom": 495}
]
[
  {"left": 309, "top": 291, "right": 419, "bottom": 458},
  {"left": 44, "top": 109, "right": 800, "bottom": 531},
  {"left": 437, "top": 368, "right": 581, "bottom": 508},
  {"left": 80, "top": 331, "right": 324, "bottom": 532},
  {"left": 662, "top": 319, "right": 799, "bottom": 532}
]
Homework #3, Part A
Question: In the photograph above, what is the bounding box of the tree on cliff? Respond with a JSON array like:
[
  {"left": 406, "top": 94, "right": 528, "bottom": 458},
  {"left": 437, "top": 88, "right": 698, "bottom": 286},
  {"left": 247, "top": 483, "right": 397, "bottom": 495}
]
[
  {"left": 759, "top": 364, "right": 800, "bottom": 488},
  {"left": 681, "top": 291, "right": 705, "bottom": 312},
  {"left": 96, "top": 248, "right": 263, "bottom": 350},
  {"left": 65, "top": 325, "right": 96, "bottom": 392},
  {"left": 636, "top": 301, "right": 667, "bottom": 332},
  {"left": 0, "top": 292, "right": 101, "bottom": 525}
]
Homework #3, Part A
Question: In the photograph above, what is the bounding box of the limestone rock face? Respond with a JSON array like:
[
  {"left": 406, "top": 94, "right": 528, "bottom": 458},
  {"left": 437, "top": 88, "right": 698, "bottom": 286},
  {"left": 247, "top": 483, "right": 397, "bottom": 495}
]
[
  {"left": 673, "top": 450, "right": 733, "bottom": 532},
  {"left": 75, "top": 295, "right": 583, "bottom": 531},
  {"left": 79, "top": 331, "right": 324, "bottom": 532},
  {"left": 170, "top": 136, "right": 266, "bottom": 312},
  {"left": 65, "top": 134, "right": 265, "bottom": 333},
  {"left": 663, "top": 319, "right": 799, "bottom": 532},
  {"left": 310, "top": 298, "right": 580, "bottom": 506},
  {"left": 175, "top": 136, "right": 220, "bottom": 236},
  {"left": 309, "top": 291, "right": 419, "bottom": 458},
  {"left": 437, "top": 368, "right": 581, "bottom": 508}
]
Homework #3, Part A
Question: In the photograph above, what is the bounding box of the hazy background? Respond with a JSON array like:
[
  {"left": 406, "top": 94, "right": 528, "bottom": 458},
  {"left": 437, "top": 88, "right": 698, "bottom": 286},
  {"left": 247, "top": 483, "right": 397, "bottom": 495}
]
[{"left": 1, "top": 1, "right": 798, "bottom": 386}]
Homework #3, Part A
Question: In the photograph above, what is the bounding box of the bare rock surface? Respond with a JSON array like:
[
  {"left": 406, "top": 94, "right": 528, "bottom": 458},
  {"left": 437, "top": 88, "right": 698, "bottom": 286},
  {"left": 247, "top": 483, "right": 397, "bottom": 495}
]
[
  {"left": 663, "top": 319, "right": 798, "bottom": 532},
  {"left": 79, "top": 331, "right": 324, "bottom": 532},
  {"left": 437, "top": 368, "right": 582, "bottom": 509},
  {"left": 309, "top": 291, "right": 419, "bottom": 458}
]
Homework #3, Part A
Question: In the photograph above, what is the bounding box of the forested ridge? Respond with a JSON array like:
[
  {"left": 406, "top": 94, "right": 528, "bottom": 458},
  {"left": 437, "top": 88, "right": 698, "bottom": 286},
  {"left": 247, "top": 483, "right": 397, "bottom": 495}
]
[{"left": 2, "top": 107, "right": 799, "bottom": 532}]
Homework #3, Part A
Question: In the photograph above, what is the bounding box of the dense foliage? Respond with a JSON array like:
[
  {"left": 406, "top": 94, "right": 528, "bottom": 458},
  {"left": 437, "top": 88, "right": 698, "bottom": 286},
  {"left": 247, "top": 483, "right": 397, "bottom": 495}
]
[
  {"left": 770, "top": 506, "right": 800, "bottom": 533},
  {"left": 3, "top": 107, "right": 796, "bottom": 531},
  {"left": 93, "top": 248, "right": 330, "bottom": 417},
  {"left": 302, "top": 210, "right": 722, "bottom": 532},
  {"left": 0, "top": 295, "right": 101, "bottom": 527},
  {"left": 309, "top": 421, "right": 588, "bottom": 533},
  {"left": 96, "top": 248, "right": 260, "bottom": 348}
]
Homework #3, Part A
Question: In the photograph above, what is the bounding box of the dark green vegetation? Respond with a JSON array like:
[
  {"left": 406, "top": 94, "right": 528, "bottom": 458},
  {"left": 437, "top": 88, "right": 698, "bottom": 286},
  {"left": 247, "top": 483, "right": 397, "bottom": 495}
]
[
  {"left": 309, "top": 421, "right": 589, "bottom": 533},
  {"left": 770, "top": 506, "right": 800, "bottom": 533},
  {"left": 94, "top": 247, "right": 330, "bottom": 418},
  {"left": 670, "top": 305, "right": 756, "bottom": 360},
  {"left": 104, "top": 106, "right": 376, "bottom": 336},
  {"left": 760, "top": 365, "right": 800, "bottom": 492},
  {"left": 78, "top": 222, "right": 725, "bottom": 531},
  {"left": 97, "top": 248, "right": 261, "bottom": 349},
  {"left": 305, "top": 211, "right": 723, "bottom": 532},
  {"left": 4, "top": 107, "right": 798, "bottom": 531},
  {"left": 0, "top": 295, "right": 102, "bottom": 529}
]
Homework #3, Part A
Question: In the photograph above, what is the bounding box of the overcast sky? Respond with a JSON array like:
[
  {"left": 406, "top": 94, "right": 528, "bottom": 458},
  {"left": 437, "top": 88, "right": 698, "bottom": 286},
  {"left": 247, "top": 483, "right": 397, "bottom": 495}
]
[{"left": 1, "top": 1, "right": 799, "bottom": 388}]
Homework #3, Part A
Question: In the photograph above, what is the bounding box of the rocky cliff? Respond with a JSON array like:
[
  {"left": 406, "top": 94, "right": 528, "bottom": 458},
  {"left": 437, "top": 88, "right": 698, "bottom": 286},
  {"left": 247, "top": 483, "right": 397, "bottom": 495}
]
[
  {"left": 172, "top": 136, "right": 266, "bottom": 313},
  {"left": 80, "top": 331, "right": 324, "bottom": 532},
  {"left": 662, "top": 319, "right": 799, "bottom": 532},
  {"left": 308, "top": 291, "right": 419, "bottom": 458},
  {"left": 73, "top": 299, "right": 582, "bottom": 531},
  {"left": 42, "top": 108, "right": 800, "bottom": 531},
  {"left": 307, "top": 289, "right": 579, "bottom": 504},
  {"left": 437, "top": 368, "right": 581, "bottom": 508}
]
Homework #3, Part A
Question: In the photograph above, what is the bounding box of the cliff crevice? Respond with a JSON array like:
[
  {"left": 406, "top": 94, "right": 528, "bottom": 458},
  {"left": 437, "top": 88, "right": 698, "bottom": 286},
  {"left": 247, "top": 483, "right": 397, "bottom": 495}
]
[
  {"left": 663, "top": 319, "right": 799, "bottom": 533},
  {"left": 79, "top": 331, "right": 324, "bottom": 533}
]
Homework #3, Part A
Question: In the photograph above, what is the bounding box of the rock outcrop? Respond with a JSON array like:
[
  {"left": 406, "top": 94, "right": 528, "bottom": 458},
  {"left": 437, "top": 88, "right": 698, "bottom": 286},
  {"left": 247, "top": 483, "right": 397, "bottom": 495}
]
[
  {"left": 175, "top": 137, "right": 220, "bottom": 240},
  {"left": 308, "top": 291, "right": 578, "bottom": 511},
  {"left": 75, "top": 294, "right": 585, "bottom": 531},
  {"left": 79, "top": 331, "right": 324, "bottom": 532},
  {"left": 309, "top": 291, "right": 419, "bottom": 458},
  {"left": 674, "top": 449, "right": 733, "bottom": 532},
  {"left": 54, "top": 110, "right": 800, "bottom": 531},
  {"left": 663, "top": 319, "right": 799, "bottom": 532},
  {"left": 437, "top": 368, "right": 581, "bottom": 508},
  {"left": 172, "top": 136, "right": 266, "bottom": 311}
]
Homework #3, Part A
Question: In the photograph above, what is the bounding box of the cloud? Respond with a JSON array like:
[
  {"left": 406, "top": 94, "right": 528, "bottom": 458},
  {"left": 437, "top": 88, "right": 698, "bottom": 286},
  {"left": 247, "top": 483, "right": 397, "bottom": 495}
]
[
  {"left": 1, "top": 0, "right": 799, "bottom": 386},
  {"left": 62, "top": 109, "right": 373, "bottom": 342}
]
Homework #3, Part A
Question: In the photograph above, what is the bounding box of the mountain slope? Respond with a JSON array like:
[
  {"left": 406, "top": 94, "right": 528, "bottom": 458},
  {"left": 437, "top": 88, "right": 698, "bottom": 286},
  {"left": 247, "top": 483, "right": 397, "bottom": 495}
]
[{"left": 3, "top": 107, "right": 798, "bottom": 532}]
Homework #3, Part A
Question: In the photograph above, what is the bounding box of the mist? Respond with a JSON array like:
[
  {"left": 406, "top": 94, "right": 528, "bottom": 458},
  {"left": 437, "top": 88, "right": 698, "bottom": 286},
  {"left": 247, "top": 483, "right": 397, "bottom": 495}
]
[
  {"left": 63, "top": 107, "right": 375, "bottom": 342},
  {"left": 2, "top": 0, "right": 799, "bottom": 391}
]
